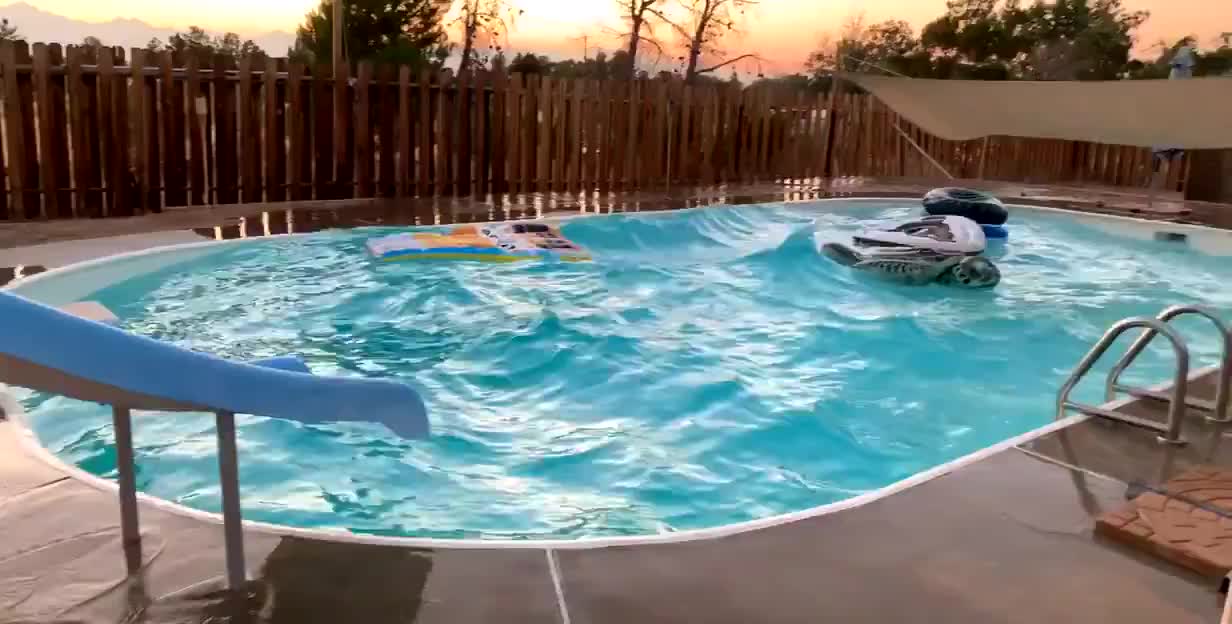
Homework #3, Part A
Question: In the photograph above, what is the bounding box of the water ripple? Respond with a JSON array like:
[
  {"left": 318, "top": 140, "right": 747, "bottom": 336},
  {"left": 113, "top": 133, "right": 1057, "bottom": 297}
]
[{"left": 21, "top": 201, "right": 1232, "bottom": 539}]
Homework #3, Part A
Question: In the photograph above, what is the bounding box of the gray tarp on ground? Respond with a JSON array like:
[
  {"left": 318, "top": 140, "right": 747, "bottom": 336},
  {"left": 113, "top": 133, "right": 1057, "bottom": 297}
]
[{"left": 844, "top": 73, "right": 1232, "bottom": 149}]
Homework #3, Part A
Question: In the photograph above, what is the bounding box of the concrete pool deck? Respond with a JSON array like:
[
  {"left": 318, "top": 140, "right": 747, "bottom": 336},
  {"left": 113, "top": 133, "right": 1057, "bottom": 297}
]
[
  {"left": 1, "top": 177, "right": 1229, "bottom": 253},
  {"left": 3, "top": 181, "right": 1232, "bottom": 622},
  {"left": 2, "top": 391, "right": 1225, "bottom": 623}
]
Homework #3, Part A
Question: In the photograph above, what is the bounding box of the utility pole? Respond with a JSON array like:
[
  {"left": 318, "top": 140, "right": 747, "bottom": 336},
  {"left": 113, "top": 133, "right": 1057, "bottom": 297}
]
[
  {"left": 332, "top": 0, "right": 346, "bottom": 198},
  {"left": 332, "top": 0, "right": 344, "bottom": 76},
  {"left": 569, "top": 34, "right": 590, "bottom": 61}
]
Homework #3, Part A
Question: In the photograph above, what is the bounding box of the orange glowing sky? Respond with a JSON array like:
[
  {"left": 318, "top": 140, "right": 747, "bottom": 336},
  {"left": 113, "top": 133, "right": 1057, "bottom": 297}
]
[{"left": 15, "top": 0, "right": 1232, "bottom": 73}]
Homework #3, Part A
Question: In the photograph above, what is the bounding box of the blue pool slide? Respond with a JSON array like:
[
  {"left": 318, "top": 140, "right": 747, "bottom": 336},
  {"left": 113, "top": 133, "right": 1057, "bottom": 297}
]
[{"left": 0, "top": 291, "right": 429, "bottom": 439}]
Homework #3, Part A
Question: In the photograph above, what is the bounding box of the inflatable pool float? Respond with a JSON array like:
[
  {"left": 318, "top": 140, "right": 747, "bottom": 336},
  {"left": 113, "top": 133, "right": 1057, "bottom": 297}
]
[
  {"left": 366, "top": 222, "right": 591, "bottom": 263},
  {"left": 923, "top": 188, "right": 1009, "bottom": 239},
  {"left": 822, "top": 215, "right": 1001, "bottom": 288},
  {"left": 853, "top": 215, "right": 986, "bottom": 255}
]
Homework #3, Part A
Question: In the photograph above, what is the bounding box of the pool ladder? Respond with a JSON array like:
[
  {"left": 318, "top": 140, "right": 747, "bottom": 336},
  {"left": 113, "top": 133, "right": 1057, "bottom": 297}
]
[{"left": 1057, "top": 305, "right": 1232, "bottom": 445}]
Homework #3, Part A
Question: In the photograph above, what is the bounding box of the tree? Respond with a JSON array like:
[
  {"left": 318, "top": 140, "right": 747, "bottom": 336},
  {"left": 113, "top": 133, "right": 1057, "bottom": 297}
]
[
  {"left": 1126, "top": 36, "right": 1232, "bottom": 79},
  {"left": 489, "top": 50, "right": 509, "bottom": 73},
  {"left": 294, "top": 0, "right": 450, "bottom": 68},
  {"left": 806, "top": 15, "right": 936, "bottom": 88},
  {"left": 158, "top": 26, "right": 266, "bottom": 62},
  {"left": 616, "top": 0, "right": 667, "bottom": 79},
  {"left": 750, "top": 73, "right": 819, "bottom": 93},
  {"left": 659, "top": 0, "right": 760, "bottom": 83},
  {"left": 1197, "top": 35, "right": 1232, "bottom": 76},
  {"left": 916, "top": 0, "right": 1147, "bottom": 80},
  {"left": 0, "top": 18, "right": 21, "bottom": 42},
  {"left": 165, "top": 26, "right": 216, "bottom": 59},
  {"left": 810, "top": 0, "right": 1152, "bottom": 83},
  {"left": 508, "top": 52, "right": 550, "bottom": 75},
  {"left": 452, "top": 0, "right": 518, "bottom": 75},
  {"left": 82, "top": 36, "right": 104, "bottom": 48}
]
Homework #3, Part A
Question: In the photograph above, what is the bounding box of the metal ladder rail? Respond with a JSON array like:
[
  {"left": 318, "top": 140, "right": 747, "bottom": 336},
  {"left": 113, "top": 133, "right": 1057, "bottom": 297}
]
[
  {"left": 1105, "top": 304, "right": 1231, "bottom": 423},
  {"left": 110, "top": 405, "right": 247, "bottom": 591},
  {"left": 1058, "top": 317, "right": 1191, "bottom": 445}
]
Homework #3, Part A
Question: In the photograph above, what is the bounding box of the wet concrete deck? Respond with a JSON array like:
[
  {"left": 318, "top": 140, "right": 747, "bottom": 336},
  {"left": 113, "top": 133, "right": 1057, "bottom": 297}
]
[
  {"left": 1, "top": 178, "right": 1229, "bottom": 253},
  {"left": 4, "top": 181, "right": 1232, "bottom": 622},
  {"left": 1, "top": 413, "right": 1224, "bottom": 623}
]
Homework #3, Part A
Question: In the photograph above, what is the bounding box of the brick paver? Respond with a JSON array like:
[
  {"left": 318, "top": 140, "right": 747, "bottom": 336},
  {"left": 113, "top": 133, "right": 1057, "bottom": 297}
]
[{"left": 1097, "top": 466, "right": 1232, "bottom": 579}]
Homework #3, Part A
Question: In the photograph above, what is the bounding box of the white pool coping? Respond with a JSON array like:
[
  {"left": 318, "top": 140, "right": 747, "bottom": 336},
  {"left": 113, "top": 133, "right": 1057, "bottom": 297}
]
[{"left": 2, "top": 196, "right": 1228, "bottom": 550}]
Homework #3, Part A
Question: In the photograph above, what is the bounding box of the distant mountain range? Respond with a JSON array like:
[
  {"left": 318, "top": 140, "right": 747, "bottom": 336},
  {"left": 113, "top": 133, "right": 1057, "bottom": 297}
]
[{"left": 0, "top": 2, "right": 296, "bottom": 53}]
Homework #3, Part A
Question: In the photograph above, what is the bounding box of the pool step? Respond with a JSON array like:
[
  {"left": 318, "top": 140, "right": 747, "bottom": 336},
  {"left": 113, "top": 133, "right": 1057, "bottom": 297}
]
[{"left": 1057, "top": 305, "right": 1232, "bottom": 445}]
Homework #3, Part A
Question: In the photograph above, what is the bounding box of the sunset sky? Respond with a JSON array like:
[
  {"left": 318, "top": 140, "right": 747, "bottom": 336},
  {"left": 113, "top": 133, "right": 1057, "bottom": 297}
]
[{"left": 14, "top": 0, "right": 1232, "bottom": 73}]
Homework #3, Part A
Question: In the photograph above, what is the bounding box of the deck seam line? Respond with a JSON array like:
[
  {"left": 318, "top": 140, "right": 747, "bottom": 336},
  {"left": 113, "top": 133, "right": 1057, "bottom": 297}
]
[
  {"left": 545, "top": 549, "right": 573, "bottom": 624},
  {"left": 1013, "top": 446, "right": 1124, "bottom": 484}
]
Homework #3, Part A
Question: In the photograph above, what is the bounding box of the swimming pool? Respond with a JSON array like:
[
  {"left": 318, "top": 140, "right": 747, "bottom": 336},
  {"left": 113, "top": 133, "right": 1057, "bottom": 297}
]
[{"left": 13, "top": 200, "right": 1232, "bottom": 540}]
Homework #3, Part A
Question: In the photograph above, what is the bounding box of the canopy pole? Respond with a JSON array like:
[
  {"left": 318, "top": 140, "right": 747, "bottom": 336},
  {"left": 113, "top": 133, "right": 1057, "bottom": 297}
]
[
  {"left": 819, "top": 73, "right": 840, "bottom": 180},
  {"left": 834, "top": 64, "right": 956, "bottom": 181},
  {"left": 977, "top": 137, "right": 991, "bottom": 179},
  {"left": 892, "top": 122, "right": 955, "bottom": 180}
]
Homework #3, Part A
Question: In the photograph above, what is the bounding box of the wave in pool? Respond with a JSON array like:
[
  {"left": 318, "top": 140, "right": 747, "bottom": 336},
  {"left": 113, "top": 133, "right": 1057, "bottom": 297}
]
[{"left": 18, "top": 200, "right": 1232, "bottom": 539}]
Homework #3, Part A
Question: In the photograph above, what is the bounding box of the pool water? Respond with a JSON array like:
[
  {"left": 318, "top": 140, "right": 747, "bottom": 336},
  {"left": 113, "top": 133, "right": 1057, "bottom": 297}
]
[{"left": 19, "top": 201, "right": 1232, "bottom": 540}]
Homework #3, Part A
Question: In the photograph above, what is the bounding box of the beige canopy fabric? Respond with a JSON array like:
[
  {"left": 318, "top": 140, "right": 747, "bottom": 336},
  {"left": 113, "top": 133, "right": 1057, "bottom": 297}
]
[{"left": 845, "top": 74, "right": 1232, "bottom": 149}]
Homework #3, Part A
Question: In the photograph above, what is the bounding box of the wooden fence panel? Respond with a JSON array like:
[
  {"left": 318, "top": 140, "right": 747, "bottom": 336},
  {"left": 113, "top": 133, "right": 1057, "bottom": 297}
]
[
  {"left": 313, "top": 64, "right": 333, "bottom": 199},
  {"left": 95, "top": 49, "right": 119, "bottom": 215},
  {"left": 140, "top": 51, "right": 161, "bottom": 212},
  {"left": 435, "top": 72, "right": 450, "bottom": 196},
  {"left": 185, "top": 56, "right": 206, "bottom": 206},
  {"left": 160, "top": 52, "right": 186, "bottom": 208},
  {"left": 214, "top": 53, "right": 238, "bottom": 205},
  {"left": 0, "top": 42, "right": 24, "bottom": 219},
  {"left": 417, "top": 69, "right": 432, "bottom": 195},
  {"left": 266, "top": 57, "right": 287, "bottom": 202},
  {"left": 396, "top": 66, "right": 411, "bottom": 197},
  {"left": 354, "top": 61, "right": 373, "bottom": 198},
  {"left": 629, "top": 79, "right": 643, "bottom": 188},
  {"left": 46, "top": 45, "right": 72, "bottom": 214},
  {"left": 536, "top": 77, "right": 552, "bottom": 192},
  {"left": 30, "top": 44, "right": 54, "bottom": 217},
  {"left": 32, "top": 44, "right": 61, "bottom": 217},
  {"left": 455, "top": 70, "right": 472, "bottom": 196},
  {"left": 0, "top": 59, "right": 1211, "bottom": 219},
  {"left": 287, "top": 63, "right": 307, "bottom": 200},
  {"left": 67, "top": 47, "right": 97, "bottom": 216},
  {"left": 474, "top": 72, "right": 488, "bottom": 195},
  {"left": 552, "top": 77, "right": 567, "bottom": 191},
  {"left": 489, "top": 71, "right": 507, "bottom": 194},
  {"left": 237, "top": 57, "right": 260, "bottom": 203},
  {"left": 128, "top": 46, "right": 149, "bottom": 212},
  {"left": 335, "top": 62, "right": 354, "bottom": 198}
]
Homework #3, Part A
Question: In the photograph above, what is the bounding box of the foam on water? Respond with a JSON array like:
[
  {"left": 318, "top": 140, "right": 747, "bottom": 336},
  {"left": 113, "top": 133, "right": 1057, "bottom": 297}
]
[{"left": 20, "top": 200, "right": 1232, "bottom": 539}]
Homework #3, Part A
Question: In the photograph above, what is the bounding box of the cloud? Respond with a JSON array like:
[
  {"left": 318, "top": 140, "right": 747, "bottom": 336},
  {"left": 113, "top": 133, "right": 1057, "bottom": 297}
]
[{"left": 0, "top": 1, "right": 295, "bottom": 52}]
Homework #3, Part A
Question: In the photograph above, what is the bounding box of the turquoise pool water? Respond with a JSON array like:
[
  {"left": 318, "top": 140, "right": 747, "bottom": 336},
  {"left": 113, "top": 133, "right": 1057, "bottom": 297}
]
[{"left": 19, "top": 201, "right": 1232, "bottom": 540}]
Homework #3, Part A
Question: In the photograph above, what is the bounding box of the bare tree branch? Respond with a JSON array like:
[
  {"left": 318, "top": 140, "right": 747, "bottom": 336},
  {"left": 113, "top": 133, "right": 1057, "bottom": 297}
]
[
  {"left": 664, "top": 0, "right": 758, "bottom": 82},
  {"left": 647, "top": 7, "right": 690, "bottom": 41},
  {"left": 617, "top": 0, "right": 673, "bottom": 79},
  {"left": 697, "top": 52, "right": 758, "bottom": 74},
  {"left": 453, "top": 0, "right": 518, "bottom": 74}
]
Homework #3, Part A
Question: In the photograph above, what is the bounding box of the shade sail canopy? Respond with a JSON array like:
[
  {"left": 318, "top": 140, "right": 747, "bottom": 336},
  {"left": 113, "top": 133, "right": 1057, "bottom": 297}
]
[{"left": 845, "top": 74, "right": 1232, "bottom": 149}]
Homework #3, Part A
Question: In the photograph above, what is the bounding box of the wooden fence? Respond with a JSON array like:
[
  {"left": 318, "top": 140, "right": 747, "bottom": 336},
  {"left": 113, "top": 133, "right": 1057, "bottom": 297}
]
[{"left": 0, "top": 41, "right": 1190, "bottom": 221}]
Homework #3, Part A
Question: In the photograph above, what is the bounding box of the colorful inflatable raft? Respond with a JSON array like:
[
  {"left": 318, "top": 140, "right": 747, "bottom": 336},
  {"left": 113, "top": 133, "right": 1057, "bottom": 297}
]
[{"left": 366, "top": 222, "right": 591, "bottom": 263}]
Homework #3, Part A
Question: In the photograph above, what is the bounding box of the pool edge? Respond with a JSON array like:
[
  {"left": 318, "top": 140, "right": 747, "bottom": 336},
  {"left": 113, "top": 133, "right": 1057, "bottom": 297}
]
[
  {"left": 1, "top": 385, "right": 1097, "bottom": 549},
  {"left": 3, "top": 195, "right": 1228, "bottom": 549}
]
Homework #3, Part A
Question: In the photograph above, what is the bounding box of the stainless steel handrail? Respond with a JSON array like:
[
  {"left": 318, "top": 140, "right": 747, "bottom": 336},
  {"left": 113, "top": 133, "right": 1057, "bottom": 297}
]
[
  {"left": 1058, "top": 317, "right": 1190, "bottom": 445},
  {"left": 106, "top": 404, "right": 247, "bottom": 591},
  {"left": 1105, "top": 304, "right": 1231, "bottom": 423}
]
